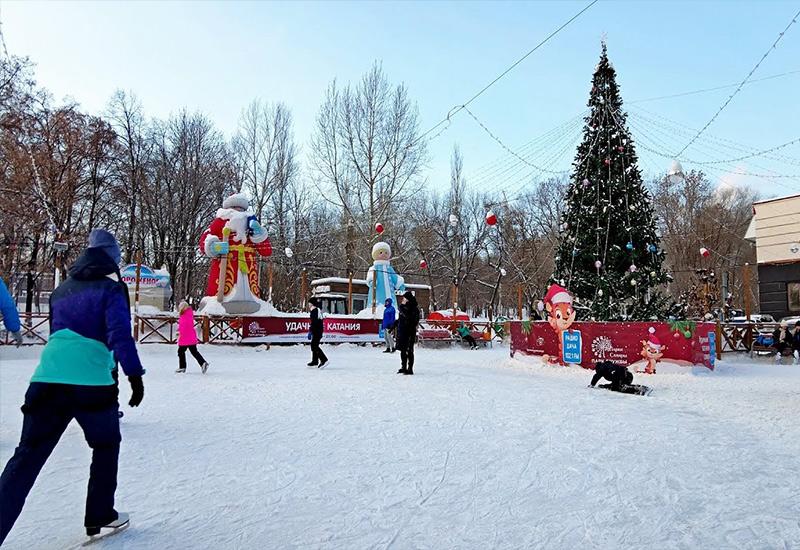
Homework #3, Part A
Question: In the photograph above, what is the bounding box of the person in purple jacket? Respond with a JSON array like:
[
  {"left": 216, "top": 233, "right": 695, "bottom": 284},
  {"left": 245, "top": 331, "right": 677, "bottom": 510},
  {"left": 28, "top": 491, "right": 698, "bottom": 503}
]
[{"left": 0, "top": 229, "right": 145, "bottom": 544}]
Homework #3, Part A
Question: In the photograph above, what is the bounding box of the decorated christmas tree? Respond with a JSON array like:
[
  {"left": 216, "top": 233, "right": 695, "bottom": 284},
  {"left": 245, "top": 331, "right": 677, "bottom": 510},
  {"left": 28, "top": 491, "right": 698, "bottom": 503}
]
[{"left": 552, "top": 42, "right": 670, "bottom": 320}]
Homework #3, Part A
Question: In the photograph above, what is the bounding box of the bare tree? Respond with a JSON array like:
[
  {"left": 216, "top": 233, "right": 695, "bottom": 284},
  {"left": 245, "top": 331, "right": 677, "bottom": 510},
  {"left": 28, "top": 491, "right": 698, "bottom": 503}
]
[
  {"left": 106, "top": 90, "right": 149, "bottom": 263},
  {"left": 310, "top": 62, "right": 427, "bottom": 235}
]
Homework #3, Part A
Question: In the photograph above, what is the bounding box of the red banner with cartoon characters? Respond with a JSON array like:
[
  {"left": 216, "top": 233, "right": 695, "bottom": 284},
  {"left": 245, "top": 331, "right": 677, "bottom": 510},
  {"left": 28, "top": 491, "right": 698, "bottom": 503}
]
[{"left": 509, "top": 320, "right": 716, "bottom": 371}]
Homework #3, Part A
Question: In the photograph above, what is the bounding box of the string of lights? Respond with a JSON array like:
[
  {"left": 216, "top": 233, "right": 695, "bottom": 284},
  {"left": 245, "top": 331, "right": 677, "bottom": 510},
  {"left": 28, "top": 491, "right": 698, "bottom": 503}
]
[{"left": 674, "top": 7, "right": 800, "bottom": 157}]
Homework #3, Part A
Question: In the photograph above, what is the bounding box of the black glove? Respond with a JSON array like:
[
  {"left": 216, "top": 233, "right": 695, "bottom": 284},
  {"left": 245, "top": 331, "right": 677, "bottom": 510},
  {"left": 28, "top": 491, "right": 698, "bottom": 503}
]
[{"left": 128, "top": 376, "right": 144, "bottom": 407}]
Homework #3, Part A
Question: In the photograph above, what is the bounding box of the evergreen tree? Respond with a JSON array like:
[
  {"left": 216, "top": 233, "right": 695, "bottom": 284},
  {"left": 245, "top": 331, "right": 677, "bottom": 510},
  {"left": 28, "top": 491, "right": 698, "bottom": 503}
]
[{"left": 552, "top": 43, "right": 670, "bottom": 320}]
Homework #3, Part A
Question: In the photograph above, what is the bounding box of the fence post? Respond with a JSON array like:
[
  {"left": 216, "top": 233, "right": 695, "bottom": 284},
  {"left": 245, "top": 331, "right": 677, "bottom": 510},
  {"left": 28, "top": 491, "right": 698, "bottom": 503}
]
[{"left": 715, "top": 318, "right": 723, "bottom": 360}]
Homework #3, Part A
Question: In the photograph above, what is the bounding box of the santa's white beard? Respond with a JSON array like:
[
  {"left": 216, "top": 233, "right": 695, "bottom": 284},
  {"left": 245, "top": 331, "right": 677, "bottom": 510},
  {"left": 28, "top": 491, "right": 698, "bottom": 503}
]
[{"left": 216, "top": 207, "right": 253, "bottom": 243}]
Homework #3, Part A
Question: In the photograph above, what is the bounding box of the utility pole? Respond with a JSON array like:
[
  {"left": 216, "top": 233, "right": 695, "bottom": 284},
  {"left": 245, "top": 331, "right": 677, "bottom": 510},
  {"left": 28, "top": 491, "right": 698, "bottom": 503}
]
[
  {"left": 133, "top": 249, "right": 142, "bottom": 340},
  {"left": 346, "top": 219, "right": 355, "bottom": 314}
]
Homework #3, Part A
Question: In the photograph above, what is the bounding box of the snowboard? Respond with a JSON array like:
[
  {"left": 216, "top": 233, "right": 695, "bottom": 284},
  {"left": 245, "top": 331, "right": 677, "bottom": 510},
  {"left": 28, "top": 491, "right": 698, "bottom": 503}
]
[
  {"left": 597, "top": 383, "right": 652, "bottom": 396},
  {"left": 81, "top": 514, "right": 130, "bottom": 546}
]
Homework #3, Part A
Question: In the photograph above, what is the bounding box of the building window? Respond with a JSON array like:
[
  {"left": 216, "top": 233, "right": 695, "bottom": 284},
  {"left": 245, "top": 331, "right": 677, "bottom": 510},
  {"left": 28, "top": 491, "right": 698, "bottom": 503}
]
[{"left": 789, "top": 282, "right": 800, "bottom": 312}]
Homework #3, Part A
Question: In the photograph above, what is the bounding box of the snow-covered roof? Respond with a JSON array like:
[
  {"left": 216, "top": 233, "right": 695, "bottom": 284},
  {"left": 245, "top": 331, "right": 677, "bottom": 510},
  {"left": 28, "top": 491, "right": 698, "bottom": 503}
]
[
  {"left": 310, "top": 277, "right": 430, "bottom": 290},
  {"left": 311, "top": 277, "right": 368, "bottom": 285},
  {"left": 753, "top": 192, "right": 800, "bottom": 205}
]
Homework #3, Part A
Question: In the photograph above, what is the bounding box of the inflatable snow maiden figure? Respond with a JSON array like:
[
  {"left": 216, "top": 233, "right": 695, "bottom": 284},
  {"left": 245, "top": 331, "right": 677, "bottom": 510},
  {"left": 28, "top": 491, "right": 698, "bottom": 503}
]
[
  {"left": 640, "top": 327, "right": 664, "bottom": 374},
  {"left": 199, "top": 193, "right": 272, "bottom": 314},
  {"left": 541, "top": 284, "right": 576, "bottom": 366},
  {"left": 366, "top": 242, "right": 405, "bottom": 309}
]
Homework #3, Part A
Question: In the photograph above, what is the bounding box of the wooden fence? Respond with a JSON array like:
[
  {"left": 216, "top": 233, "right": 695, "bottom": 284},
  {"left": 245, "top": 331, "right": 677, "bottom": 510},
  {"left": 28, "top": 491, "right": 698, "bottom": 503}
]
[{"left": 1, "top": 315, "right": 785, "bottom": 355}]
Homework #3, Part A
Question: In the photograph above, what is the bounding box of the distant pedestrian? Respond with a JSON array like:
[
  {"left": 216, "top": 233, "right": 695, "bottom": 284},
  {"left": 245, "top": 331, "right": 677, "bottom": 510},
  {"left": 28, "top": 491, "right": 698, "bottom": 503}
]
[
  {"left": 772, "top": 321, "right": 793, "bottom": 362},
  {"left": 307, "top": 298, "right": 328, "bottom": 368},
  {"left": 176, "top": 301, "right": 209, "bottom": 374},
  {"left": 382, "top": 298, "right": 397, "bottom": 353},
  {"left": 792, "top": 320, "right": 800, "bottom": 364},
  {"left": 396, "top": 291, "right": 420, "bottom": 375},
  {"left": 0, "top": 229, "right": 144, "bottom": 544},
  {"left": 0, "top": 277, "right": 23, "bottom": 347},
  {"left": 457, "top": 321, "right": 478, "bottom": 350}
]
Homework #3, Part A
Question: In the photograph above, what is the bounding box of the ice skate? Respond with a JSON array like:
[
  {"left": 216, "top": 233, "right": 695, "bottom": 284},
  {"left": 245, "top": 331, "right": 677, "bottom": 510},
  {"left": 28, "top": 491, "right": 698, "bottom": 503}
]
[
  {"left": 83, "top": 512, "right": 130, "bottom": 545},
  {"left": 318, "top": 360, "right": 329, "bottom": 369},
  {"left": 175, "top": 367, "right": 186, "bottom": 373},
  {"left": 201, "top": 362, "right": 209, "bottom": 374}
]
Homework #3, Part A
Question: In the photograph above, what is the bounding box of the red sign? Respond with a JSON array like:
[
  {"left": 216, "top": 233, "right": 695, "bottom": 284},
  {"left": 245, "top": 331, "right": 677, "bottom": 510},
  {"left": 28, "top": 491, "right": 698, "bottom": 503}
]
[
  {"left": 242, "top": 316, "right": 382, "bottom": 343},
  {"left": 509, "top": 321, "right": 716, "bottom": 370}
]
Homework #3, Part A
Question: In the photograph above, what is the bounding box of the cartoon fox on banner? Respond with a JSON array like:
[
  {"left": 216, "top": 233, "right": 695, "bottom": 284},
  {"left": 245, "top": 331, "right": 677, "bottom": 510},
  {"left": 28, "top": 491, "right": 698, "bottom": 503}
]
[{"left": 541, "top": 284, "right": 577, "bottom": 366}]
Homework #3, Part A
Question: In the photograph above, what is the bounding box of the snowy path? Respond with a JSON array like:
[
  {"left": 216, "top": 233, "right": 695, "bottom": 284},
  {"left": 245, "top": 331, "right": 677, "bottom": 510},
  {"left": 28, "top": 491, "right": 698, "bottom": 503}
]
[{"left": 1, "top": 344, "right": 799, "bottom": 549}]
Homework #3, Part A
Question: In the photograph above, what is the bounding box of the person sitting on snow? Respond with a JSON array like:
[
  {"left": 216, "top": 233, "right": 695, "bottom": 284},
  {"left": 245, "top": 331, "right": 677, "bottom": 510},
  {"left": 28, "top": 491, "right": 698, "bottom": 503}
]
[
  {"left": 772, "top": 321, "right": 793, "bottom": 362},
  {"left": 589, "top": 361, "right": 633, "bottom": 391},
  {"left": 792, "top": 321, "right": 800, "bottom": 364},
  {"left": 457, "top": 321, "right": 478, "bottom": 350}
]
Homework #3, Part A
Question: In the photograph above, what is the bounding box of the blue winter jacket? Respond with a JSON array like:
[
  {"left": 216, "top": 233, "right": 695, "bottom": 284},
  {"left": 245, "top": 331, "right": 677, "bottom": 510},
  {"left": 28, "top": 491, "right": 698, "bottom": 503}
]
[
  {"left": 31, "top": 248, "right": 144, "bottom": 386},
  {"left": 382, "top": 299, "right": 396, "bottom": 330},
  {"left": 0, "top": 277, "right": 21, "bottom": 333}
]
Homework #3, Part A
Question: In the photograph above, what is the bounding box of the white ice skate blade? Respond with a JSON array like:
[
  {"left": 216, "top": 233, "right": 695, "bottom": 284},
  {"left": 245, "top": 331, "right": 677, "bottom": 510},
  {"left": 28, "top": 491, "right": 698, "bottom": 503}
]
[{"left": 82, "top": 516, "right": 130, "bottom": 546}]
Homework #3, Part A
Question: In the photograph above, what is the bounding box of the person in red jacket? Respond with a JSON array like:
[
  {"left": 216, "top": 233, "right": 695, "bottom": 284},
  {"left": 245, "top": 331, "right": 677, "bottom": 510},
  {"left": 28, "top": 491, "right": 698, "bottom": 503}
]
[{"left": 199, "top": 193, "right": 272, "bottom": 304}]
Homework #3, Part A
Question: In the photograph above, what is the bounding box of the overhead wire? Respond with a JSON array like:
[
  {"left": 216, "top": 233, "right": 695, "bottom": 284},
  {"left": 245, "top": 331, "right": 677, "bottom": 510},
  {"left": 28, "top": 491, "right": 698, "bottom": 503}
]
[
  {"left": 674, "top": 7, "right": 800, "bottom": 157},
  {"left": 408, "top": 0, "right": 599, "bottom": 149}
]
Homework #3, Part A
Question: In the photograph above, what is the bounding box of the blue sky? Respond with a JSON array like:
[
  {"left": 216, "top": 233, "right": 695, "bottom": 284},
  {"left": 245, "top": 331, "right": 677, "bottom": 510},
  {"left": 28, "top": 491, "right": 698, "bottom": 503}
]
[{"left": 3, "top": 0, "right": 799, "bottom": 198}]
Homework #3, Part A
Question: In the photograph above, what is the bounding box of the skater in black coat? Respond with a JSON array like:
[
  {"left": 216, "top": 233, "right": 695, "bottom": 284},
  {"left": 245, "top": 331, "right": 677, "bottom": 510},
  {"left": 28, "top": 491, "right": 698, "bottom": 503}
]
[
  {"left": 307, "top": 298, "right": 328, "bottom": 368},
  {"left": 772, "top": 322, "right": 793, "bottom": 362},
  {"left": 396, "top": 291, "right": 420, "bottom": 375},
  {"left": 590, "top": 361, "right": 633, "bottom": 391}
]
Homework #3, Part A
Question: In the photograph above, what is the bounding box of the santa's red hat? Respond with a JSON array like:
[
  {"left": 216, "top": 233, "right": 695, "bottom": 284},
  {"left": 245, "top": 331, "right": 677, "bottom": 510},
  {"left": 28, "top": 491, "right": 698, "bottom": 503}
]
[
  {"left": 647, "top": 327, "right": 662, "bottom": 350},
  {"left": 543, "top": 284, "right": 572, "bottom": 307}
]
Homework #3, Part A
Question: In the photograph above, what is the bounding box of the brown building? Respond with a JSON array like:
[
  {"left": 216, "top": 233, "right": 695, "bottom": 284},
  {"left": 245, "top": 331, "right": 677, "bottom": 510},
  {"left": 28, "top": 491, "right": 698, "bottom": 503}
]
[
  {"left": 745, "top": 193, "right": 800, "bottom": 321},
  {"left": 310, "top": 277, "right": 431, "bottom": 315}
]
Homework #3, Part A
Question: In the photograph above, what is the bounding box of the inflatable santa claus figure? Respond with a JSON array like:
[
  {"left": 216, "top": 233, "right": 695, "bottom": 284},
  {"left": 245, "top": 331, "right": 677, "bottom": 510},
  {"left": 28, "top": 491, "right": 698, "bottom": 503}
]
[{"left": 199, "top": 193, "right": 272, "bottom": 314}]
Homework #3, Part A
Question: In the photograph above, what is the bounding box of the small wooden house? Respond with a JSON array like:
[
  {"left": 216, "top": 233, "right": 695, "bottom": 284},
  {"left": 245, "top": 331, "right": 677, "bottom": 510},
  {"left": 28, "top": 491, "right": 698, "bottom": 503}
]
[{"left": 310, "top": 277, "right": 431, "bottom": 315}]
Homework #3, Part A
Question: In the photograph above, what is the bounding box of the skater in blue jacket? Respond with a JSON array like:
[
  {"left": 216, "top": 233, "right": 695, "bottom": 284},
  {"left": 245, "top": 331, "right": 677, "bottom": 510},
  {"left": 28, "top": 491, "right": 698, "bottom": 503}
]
[
  {"left": 0, "top": 229, "right": 144, "bottom": 544},
  {"left": 382, "top": 298, "right": 397, "bottom": 353},
  {"left": 0, "top": 277, "right": 23, "bottom": 346}
]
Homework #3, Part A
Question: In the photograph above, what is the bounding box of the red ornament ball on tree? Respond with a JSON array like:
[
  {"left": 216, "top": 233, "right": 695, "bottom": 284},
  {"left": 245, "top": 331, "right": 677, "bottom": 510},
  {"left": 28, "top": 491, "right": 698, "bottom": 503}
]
[
  {"left": 375, "top": 222, "right": 384, "bottom": 234},
  {"left": 419, "top": 259, "right": 428, "bottom": 269},
  {"left": 699, "top": 247, "right": 710, "bottom": 257},
  {"left": 485, "top": 210, "right": 497, "bottom": 226}
]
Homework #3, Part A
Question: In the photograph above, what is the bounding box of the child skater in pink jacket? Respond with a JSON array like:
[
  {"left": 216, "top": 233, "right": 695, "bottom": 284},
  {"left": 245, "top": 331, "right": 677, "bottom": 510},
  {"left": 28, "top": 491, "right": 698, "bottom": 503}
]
[{"left": 176, "top": 301, "right": 209, "bottom": 374}]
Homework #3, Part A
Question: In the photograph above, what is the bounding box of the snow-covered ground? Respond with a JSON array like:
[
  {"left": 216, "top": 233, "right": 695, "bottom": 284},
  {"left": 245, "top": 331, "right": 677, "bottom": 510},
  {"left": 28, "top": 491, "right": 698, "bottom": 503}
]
[{"left": 1, "top": 343, "right": 799, "bottom": 549}]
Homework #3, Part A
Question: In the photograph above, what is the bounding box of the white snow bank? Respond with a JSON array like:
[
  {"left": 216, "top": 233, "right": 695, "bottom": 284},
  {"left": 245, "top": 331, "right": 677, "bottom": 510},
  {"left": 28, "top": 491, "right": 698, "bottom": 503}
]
[{"left": 1, "top": 345, "right": 799, "bottom": 549}]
